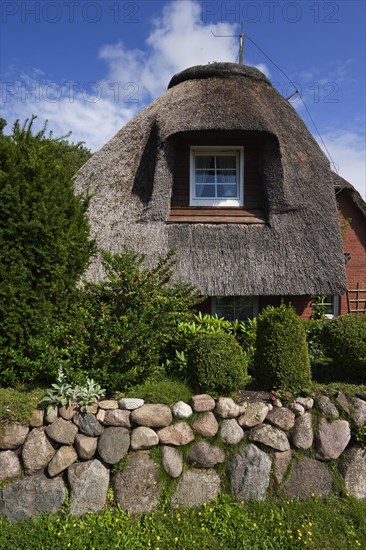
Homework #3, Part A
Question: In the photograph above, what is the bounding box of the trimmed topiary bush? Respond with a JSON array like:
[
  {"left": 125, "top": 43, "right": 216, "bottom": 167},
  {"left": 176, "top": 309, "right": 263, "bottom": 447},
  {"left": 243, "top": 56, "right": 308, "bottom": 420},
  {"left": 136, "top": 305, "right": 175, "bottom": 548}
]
[
  {"left": 253, "top": 304, "right": 311, "bottom": 390},
  {"left": 186, "top": 332, "right": 249, "bottom": 394},
  {"left": 321, "top": 314, "right": 366, "bottom": 382}
]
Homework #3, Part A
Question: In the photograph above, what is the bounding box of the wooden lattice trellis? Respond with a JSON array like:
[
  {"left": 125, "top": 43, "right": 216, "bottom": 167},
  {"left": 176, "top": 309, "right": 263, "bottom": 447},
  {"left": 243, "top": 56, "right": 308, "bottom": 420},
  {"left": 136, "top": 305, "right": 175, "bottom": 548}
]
[{"left": 346, "top": 282, "right": 366, "bottom": 314}]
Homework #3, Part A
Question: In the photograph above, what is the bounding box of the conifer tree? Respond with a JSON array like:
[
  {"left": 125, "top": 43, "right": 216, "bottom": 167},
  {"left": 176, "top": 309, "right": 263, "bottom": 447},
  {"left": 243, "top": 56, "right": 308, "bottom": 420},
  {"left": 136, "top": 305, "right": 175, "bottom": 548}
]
[{"left": 0, "top": 117, "right": 95, "bottom": 383}]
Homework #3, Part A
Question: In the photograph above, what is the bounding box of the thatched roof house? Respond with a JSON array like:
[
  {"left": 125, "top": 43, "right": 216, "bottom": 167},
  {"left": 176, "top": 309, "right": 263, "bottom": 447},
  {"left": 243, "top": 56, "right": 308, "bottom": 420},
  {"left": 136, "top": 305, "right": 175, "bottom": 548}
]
[{"left": 74, "top": 62, "right": 347, "bottom": 317}]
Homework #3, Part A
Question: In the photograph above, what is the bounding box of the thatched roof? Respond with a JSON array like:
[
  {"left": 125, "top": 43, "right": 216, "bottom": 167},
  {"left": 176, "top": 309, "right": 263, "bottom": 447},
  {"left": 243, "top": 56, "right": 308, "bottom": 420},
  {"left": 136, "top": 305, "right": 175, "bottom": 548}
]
[
  {"left": 333, "top": 172, "right": 366, "bottom": 218},
  {"left": 74, "top": 63, "right": 346, "bottom": 296}
]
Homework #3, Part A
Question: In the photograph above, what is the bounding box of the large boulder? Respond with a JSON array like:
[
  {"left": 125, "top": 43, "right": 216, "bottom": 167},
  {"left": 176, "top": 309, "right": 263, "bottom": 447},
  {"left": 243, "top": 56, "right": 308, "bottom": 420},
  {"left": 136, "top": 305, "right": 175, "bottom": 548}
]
[
  {"left": 130, "top": 404, "right": 172, "bottom": 428},
  {"left": 112, "top": 452, "right": 160, "bottom": 514},
  {"left": 339, "top": 446, "right": 366, "bottom": 499},
  {"left": 102, "top": 409, "right": 131, "bottom": 428},
  {"left": 172, "top": 401, "right": 193, "bottom": 419},
  {"left": 291, "top": 413, "right": 313, "bottom": 450},
  {"left": 187, "top": 441, "right": 225, "bottom": 468},
  {"left": 68, "top": 459, "right": 110, "bottom": 516},
  {"left": 45, "top": 417, "right": 78, "bottom": 445},
  {"left": 266, "top": 407, "right": 295, "bottom": 430},
  {"left": 238, "top": 402, "right": 268, "bottom": 428},
  {"left": 73, "top": 413, "right": 104, "bottom": 436},
  {"left": 171, "top": 469, "right": 220, "bottom": 509},
  {"left": 22, "top": 428, "right": 56, "bottom": 474},
  {"left": 349, "top": 397, "right": 366, "bottom": 427},
  {"left": 191, "top": 412, "right": 219, "bottom": 437},
  {"left": 249, "top": 424, "right": 290, "bottom": 451},
  {"left": 74, "top": 434, "right": 98, "bottom": 460},
  {"left": 229, "top": 443, "right": 271, "bottom": 501},
  {"left": 316, "top": 418, "right": 351, "bottom": 460},
  {"left": 191, "top": 394, "right": 215, "bottom": 412},
  {"left": 0, "top": 451, "right": 22, "bottom": 481},
  {"left": 0, "top": 475, "right": 65, "bottom": 522},
  {"left": 130, "top": 427, "right": 159, "bottom": 450},
  {"left": 274, "top": 450, "right": 292, "bottom": 484},
  {"left": 48, "top": 446, "right": 78, "bottom": 477},
  {"left": 157, "top": 422, "right": 195, "bottom": 446},
  {"left": 215, "top": 397, "right": 242, "bottom": 418},
  {"left": 97, "top": 427, "right": 130, "bottom": 464},
  {"left": 315, "top": 395, "right": 339, "bottom": 418},
  {"left": 283, "top": 457, "right": 332, "bottom": 499},
  {"left": 161, "top": 446, "right": 183, "bottom": 478},
  {"left": 219, "top": 419, "right": 244, "bottom": 445},
  {"left": 0, "top": 423, "right": 29, "bottom": 450}
]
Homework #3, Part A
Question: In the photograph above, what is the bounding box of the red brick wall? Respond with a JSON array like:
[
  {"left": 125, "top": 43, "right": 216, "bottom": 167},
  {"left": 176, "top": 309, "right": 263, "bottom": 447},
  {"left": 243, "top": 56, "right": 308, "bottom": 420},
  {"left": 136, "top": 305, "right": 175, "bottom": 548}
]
[{"left": 337, "top": 191, "right": 366, "bottom": 315}]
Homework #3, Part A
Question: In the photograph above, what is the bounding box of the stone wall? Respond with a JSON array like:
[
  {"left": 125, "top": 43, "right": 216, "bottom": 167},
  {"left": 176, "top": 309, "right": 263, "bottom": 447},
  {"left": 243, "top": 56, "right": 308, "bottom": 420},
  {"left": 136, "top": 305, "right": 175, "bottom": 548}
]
[{"left": 1, "top": 392, "right": 366, "bottom": 522}]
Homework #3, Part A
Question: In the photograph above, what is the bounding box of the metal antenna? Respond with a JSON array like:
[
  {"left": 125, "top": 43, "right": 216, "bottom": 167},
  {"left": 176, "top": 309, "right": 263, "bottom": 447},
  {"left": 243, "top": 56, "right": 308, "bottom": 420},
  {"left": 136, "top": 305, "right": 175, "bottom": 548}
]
[{"left": 211, "top": 23, "right": 245, "bottom": 65}]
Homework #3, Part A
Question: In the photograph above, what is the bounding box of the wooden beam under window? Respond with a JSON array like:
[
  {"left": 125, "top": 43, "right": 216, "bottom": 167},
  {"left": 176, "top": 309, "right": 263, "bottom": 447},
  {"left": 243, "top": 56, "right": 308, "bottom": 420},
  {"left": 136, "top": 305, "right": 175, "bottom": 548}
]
[{"left": 167, "top": 207, "right": 266, "bottom": 224}]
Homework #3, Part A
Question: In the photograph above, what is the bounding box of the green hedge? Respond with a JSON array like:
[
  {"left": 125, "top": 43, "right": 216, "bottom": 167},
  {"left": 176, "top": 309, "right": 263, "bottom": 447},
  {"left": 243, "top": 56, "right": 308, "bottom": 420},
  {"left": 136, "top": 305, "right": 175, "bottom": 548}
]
[
  {"left": 253, "top": 304, "right": 311, "bottom": 390},
  {"left": 186, "top": 332, "right": 249, "bottom": 394},
  {"left": 321, "top": 314, "right": 366, "bottom": 382}
]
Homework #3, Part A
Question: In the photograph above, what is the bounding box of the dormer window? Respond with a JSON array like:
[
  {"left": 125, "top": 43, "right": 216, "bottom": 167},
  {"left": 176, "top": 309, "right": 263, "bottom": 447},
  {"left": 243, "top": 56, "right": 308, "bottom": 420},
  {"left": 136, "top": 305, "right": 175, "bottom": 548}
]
[{"left": 190, "top": 146, "right": 244, "bottom": 207}]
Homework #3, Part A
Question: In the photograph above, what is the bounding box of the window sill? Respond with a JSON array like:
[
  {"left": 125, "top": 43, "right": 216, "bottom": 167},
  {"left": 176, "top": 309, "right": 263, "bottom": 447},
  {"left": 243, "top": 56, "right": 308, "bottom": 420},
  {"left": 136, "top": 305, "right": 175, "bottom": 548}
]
[{"left": 167, "top": 207, "right": 266, "bottom": 224}]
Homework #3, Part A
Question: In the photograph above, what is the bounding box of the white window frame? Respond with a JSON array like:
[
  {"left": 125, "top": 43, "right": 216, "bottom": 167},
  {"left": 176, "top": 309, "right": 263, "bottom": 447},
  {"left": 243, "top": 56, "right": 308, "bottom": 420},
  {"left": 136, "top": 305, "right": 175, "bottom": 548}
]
[
  {"left": 211, "top": 296, "right": 258, "bottom": 321},
  {"left": 311, "top": 295, "right": 340, "bottom": 319},
  {"left": 189, "top": 146, "right": 244, "bottom": 207}
]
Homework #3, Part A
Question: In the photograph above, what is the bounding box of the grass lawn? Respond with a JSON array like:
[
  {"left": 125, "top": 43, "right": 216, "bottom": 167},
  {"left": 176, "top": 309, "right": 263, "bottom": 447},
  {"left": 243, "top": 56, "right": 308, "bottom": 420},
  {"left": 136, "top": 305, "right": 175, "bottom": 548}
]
[{"left": 0, "top": 494, "right": 365, "bottom": 549}]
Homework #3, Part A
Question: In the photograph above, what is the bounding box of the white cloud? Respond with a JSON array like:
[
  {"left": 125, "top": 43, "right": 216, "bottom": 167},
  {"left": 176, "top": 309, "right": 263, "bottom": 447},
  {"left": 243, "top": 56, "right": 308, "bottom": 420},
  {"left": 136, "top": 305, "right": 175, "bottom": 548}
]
[
  {"left": 317, "top": 131, "right": 366, "bottom": 199},
  {"left": 1, "top": 0, "right": 271, "bottom": 151}
]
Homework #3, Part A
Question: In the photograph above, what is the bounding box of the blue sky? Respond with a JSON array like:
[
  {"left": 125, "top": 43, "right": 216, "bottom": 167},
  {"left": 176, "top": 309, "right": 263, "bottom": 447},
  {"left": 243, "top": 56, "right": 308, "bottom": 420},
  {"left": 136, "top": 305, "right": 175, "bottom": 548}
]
[{"left": 1, "top": 0, "right": 365, "bottom": 197}]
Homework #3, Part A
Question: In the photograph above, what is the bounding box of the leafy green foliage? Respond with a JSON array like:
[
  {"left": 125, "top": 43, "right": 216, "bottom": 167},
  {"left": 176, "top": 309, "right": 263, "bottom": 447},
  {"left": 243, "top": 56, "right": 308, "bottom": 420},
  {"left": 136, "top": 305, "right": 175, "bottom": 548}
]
[
  {"left": 254, "top": 304, "right": 311, "bottom": 390},
  {"left": 38, "top": 368, "right": 105, "bottom": 409},
  {"left": 0, "top": 117, "right": 95, "bottom": 385},
  {"left": 321, "top": 314, "right": 366, "bottom": 382},
  {"left": 23, "top": 248, "right": 200, "bottom": 391},
  {"left": 186, "top": 332, "right": 250, "bottom": 394},
  {"left": 354, "top": 422, "right": 366, "bottom": 447},
  {"left": 303, "top": 318, "right": 328, "bottom": 365},
  {"left": 172, "top": 312, "right": 257, "bottom": 375}
]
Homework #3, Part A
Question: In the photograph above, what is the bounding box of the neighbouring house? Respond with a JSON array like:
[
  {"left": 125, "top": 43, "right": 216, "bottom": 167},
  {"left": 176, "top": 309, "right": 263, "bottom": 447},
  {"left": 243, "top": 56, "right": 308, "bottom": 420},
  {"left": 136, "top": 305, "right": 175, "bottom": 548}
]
[
  {"left": 74, "top": 62, "right": 358, "bottom": 321},
  {"left": 334, "top": 174, "right": 366, "bottom": 316}
]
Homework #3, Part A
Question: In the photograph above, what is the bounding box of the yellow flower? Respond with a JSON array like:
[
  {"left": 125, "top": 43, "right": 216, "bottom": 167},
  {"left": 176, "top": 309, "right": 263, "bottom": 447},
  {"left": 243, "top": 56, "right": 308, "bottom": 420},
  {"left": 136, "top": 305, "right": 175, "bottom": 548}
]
[
  {"left": 253, "top": 523, "right": 257, "bottom": 528},
  {"left": 115, "top": 517, "right": 119, "bottom": 523},
  {"left": 209, "top": 507, "right": 213, "bottom": 512},
  {"left": 57, "top": 532, "right": 61, "bottom": 537},
  {"left": 67, "top": 544, "right": 71, "bottom": 548},
  {"left": 174, "top": 537, "right": 178, "bottom": 542},
  {"left": 156, "top": 536, "right": 160, "bottom": 541}
]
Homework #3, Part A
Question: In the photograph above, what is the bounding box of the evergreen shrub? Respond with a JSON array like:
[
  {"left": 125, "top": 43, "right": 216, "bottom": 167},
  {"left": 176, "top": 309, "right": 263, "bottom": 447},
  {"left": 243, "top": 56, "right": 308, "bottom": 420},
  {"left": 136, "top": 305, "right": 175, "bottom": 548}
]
[
  {"left": 186, "top": 332, "right": 249, "bottom": 394},
  {"left": 253, "top": 304, "right": 311, "bottom": 390},
  {"left": 21, "top": 248, "right": 200, "bottom": 391},
  {"left": 0, "top": 117, "right": 94, "bottom": 385},
  {"left": 321, "top": 314, "right": 366, "bottom": 381}
]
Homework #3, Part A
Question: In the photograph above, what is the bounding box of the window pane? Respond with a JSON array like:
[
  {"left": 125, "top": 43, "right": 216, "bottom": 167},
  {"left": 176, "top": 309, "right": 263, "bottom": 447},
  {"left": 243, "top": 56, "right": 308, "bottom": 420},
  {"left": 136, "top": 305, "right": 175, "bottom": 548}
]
[
  {"left": 217, "top": 170, "right": 237, "bottom": 183},
  {"left": 217, "top": 184, "right": 238, "bottom": 198},
  {"left": 216, "top": 296, "right": 254, "bottom": 321},
  {"left": 195, "top": 170, "right": 215, "bottom": 183},
  {"left": 195, "top": 184, "right": 216, "bottom": 198},
  {"left": 235, "top": 296, "right": 254, "bottom": 321},
  {"left": 216, "top": 155, "right": 236, "bottom": 169},
  {"left": 195, "top": 155, "right": 215, "bottom": 169}
]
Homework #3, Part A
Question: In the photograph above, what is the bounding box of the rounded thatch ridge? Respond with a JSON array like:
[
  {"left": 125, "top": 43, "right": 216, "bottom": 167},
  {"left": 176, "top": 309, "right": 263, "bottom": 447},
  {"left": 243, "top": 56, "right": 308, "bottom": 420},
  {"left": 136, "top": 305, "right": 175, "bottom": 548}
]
[
  {"left": 168, "top": 62, "right": 270, "bottom": 88},
  {"left": 333, "top": 172, "right": 366, "bottom": 218},
  {"left": 75, "top": 63, "right": 346, "bottom": 296}
]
